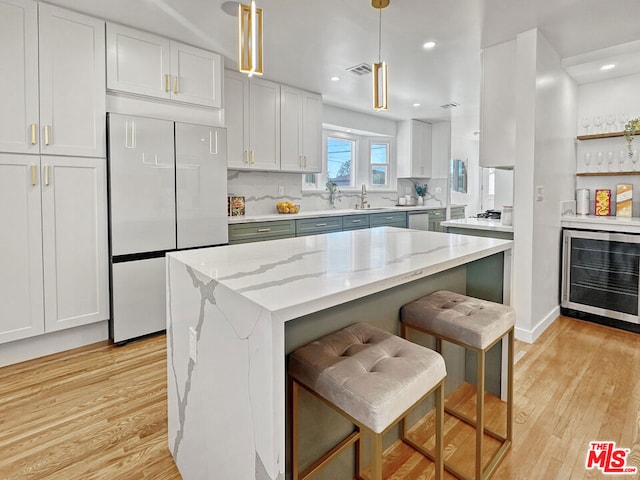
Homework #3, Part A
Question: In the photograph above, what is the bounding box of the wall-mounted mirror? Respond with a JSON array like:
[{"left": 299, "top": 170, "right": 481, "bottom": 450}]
[{"left": 450, "top": 159, "right": 467, "bottom": 193}]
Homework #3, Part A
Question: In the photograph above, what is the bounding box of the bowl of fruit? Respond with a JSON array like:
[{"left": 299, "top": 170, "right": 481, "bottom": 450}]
[{"left": 277, "top": 201, "right": 300, "bottom": 214}]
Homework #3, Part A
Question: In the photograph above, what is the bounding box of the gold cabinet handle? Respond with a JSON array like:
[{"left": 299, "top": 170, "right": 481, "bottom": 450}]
[
  {"left": 244, "top": 150, "right": 249, "bottom": 164},
  {"left": 165, "top": 74, "right": 170, "bottom": 93},
  {"left": 315, "top": 223, "right": 328, "bottom": 227},
  {"left": 44, "top": 125, "right": 51, "bottom": 146},
  {"left": 173, "top": 76, "right": 179, "bottom": 94},
  {"left": 257, "top": 228, "right": 271, "bottom": 233},
  {"left": 250, "top": 150, "right": 255, "bottom": 164},
  {"left": 303, "top": 155, "right": 307, "bottom": 168},
  {"left": 31, "top": 165, "right": 37, "bottom": 186},
  {"left": 44, "top": 165, "right": 50, "bottom": 186},
  {"left": 30, "top": 124, "right": 37, "bottom": 145}
]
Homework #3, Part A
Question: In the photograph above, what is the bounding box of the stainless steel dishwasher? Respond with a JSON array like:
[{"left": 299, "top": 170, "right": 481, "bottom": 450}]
[{"left": 407, "top": 210, "right": 430, "bottom": 230}]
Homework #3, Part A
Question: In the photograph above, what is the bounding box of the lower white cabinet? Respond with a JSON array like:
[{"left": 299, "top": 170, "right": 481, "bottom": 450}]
[{"left": 0, "top": 154, "right": 109, "bottom": 343}]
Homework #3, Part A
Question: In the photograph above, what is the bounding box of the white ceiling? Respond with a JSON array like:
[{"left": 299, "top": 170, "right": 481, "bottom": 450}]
[{"left": 46, "top": 0, "right": 640, "bottom": 130}]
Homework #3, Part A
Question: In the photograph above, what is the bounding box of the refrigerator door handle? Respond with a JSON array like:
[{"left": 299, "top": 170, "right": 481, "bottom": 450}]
[
  {"left": 209, "top": 129, "right": 218, "bottom": 155},
  {"left": 125, "top": 120, "right": 137, "bottom": 149}
]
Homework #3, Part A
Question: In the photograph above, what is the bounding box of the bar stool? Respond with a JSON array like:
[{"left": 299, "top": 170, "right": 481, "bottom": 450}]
[
  {"left": 400, "top": 290, "right": 514, "bottom": 480},
  {"left": 288, "top": 322, "right": 446, "bottom": 480}
]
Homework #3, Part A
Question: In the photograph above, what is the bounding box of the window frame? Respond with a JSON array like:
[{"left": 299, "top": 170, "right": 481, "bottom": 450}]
[{"left": 369, "top": 140, "right": 391, "bottom": 188}]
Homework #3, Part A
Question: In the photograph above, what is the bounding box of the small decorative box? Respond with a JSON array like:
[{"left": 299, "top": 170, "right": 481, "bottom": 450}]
[
  {"left": 616, "top": 184, "right": 633, "bottom": 218},
  {"left": 594, "top": 189, "right": 611, "bottom": 216},
  {"left": 228, "top": 195, "right": 245, "bottom": 216}
]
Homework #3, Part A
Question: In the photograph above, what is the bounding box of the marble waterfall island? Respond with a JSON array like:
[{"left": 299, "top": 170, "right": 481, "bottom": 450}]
[{"left": 166, "top": 227, "right": 513, "bottom": 480}]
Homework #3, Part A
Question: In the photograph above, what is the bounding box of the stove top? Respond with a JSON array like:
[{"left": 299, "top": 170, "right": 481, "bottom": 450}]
[{"left": 477, "top": 209, "right": 501, "bottom": 220}]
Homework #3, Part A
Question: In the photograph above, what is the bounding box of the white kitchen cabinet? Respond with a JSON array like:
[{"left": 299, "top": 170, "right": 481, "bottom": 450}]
[
  {"left": 225, "top": 70, "right": 280, "bottom": 171},
  {"left": 397, "top": 119, "right": 432, "bottom": 178},
  {"left": 41, "top": 156, "right": 109, "bottom": 332},
  {"left": 0, "top": 0, "right": 105, "bottom": 158},
  {"left": 0, "top": 0, "right": 39, "bottom": 155},
  {"left": 0, "top": 155, "right": 45, "bottom": 343},
  {"left": 479, "top": 40, "right": 516, "bottom": 168},
  {"left": 107, "top": 23, "right": 222, "bottom": 108},
  {"left": 0, "top": 154, "right": 109, "bottom": 343},
  {"left": 281, "top": 86, "right": 322, "bottom": 173}
]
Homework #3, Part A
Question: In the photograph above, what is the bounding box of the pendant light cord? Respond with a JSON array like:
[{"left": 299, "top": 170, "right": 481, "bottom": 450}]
[{"left": 378, "top": 7, "right": 382, "bottom": 63}]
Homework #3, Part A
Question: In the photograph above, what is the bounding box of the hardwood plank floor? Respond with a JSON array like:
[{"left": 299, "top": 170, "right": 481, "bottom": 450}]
[{"left": 0, "top": 316, "right": 638, "bottom": 479}]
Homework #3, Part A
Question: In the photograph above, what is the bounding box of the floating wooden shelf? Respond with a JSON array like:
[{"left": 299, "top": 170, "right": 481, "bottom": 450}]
[
  {"left": 576, "top": 171, "right": 640, "bottom": 176},
  {"left": 577, "top": 131, "right": 638, "bottom": 140}
]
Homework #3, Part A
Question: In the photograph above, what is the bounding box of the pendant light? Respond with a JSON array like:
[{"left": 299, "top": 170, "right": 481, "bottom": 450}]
[
  {"left": 238, "top": 1, "right": 263, "bottom": 77},
  {"left": 372, "top": 0, "right": 389, "bottom": 110}
]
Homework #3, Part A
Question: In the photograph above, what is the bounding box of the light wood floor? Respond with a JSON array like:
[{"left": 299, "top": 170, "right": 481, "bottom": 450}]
[{"left": 0, "top": 316, "right": 638, "bottom": 480}]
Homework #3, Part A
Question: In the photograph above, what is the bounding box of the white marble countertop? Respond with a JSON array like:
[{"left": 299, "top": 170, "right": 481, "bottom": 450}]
[
  {"left": 561, "top": 214, "right": 640, "bottom": 234},
  {"left": 227, "top": 205, "right": 446, "bottom": 224},
  {"left": 441, "top": 217, "right": 514, "bottom": 233},
  {"left": 168, "top": 227, "right": 512, "bottom": 322}
]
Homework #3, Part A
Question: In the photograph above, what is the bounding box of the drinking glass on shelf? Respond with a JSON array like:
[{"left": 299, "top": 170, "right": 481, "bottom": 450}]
[
  {"left": 618, "top": 112, "right": 629, "bottom": 130},
  {"left": 596, "top": 151, "right": 604, "bottom": 172},
  {"left": 607, "top": 151, "right": 615, "bottom": 171},
  {"left": 584, "top": 152, "right": 592, "bottom": 173},
  {"left": 593, "top": 116, "right": 603, "bottom": 134},
  {"left": 581, "top": 116, "right": 591, "bottom": 135},
  {"left": 606, "top": 114, "right": 616, "bottom": 133},
  {"left": 618, "top": 150, "right": 627, "bottom": 172}
]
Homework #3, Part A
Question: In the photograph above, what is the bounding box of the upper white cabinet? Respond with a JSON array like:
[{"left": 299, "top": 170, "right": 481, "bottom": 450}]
[
  {"left": 226, "top": 70, "right": 280, "bottom": 171},
  {"left": 281, "top": 86, "right": 323, "bottom": 173},
  {"left": 0, "top": 0, "right": 105, "bottom": 157},
  {"left": 397, "top": 119, "right": 432, "bottom": 178},
  {"left": 0, "top": 153, "right": 109, "bottom": 343},
  {"left": 479, "top": 40, "right": 516, "bottom": 168},
  {"left": 107, "top": 23, "right": 222, "bottom": 108}
]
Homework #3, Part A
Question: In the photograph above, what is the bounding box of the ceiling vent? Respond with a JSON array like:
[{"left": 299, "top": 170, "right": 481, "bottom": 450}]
[
  {"left": 440, "top": 102, "right": 461, "bottom": 109},
  {"left": 346, "top": 63, "right": 372, "bottom": 76}
]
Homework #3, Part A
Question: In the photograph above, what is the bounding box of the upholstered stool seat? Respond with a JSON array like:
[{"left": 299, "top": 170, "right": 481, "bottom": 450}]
[
  {"left": 289, "top": 322, "right": 446, "bottom": 480},
  {"left": 401, "top": 291, "right": 515, "bottom": 480}
]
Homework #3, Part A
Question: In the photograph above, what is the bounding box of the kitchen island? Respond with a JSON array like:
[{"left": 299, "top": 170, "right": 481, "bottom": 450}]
[{"left": 166, "top": 227, "right": 513, "bottom": 480}]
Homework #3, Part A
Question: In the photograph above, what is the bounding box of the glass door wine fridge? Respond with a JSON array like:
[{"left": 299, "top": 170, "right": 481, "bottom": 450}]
[{"left": 562, "top": 229, "right": 640, "bottom": 325}]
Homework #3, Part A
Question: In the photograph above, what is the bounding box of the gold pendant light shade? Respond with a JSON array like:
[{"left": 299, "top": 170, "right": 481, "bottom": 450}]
[
  {"left": 373, "top": 61, "right": 388, "bottom": 110},
  {"left": 371, "top": 0, "right": 390, "bottom": 8},
  {"left": 238, "top": 1, "right": 263, "bottom": 77}
]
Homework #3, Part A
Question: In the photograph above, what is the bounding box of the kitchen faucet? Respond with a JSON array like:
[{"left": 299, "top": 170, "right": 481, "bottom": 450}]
[{"left": 358, "top": 184, "right": 368, "bottom": 209}]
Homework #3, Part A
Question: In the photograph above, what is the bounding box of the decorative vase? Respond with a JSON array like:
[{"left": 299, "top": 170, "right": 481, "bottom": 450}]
[{"left": 417, "top": 196, "right": 424, "bottom": 206}]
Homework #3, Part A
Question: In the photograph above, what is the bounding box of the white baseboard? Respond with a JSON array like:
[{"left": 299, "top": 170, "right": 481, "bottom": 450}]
[
  {"left": 515, "top": 306, "right": 560, "bottom": 344},
  {"left": 0, "top": 321, "right": 109, "bottom": 367}
]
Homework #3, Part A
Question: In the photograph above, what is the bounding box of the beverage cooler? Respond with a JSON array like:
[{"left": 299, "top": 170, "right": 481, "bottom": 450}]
[{"left": 561, "top": 229, "right": 640, "bottom": 325}]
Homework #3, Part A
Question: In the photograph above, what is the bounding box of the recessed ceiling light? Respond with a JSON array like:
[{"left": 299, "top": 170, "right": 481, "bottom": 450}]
[
  {"left": 412, "top": 103, "right": 421, "bottom": 107},
  {"left": 330, "top": 76, "right": 340, "bottom": 82},
  {"left": 600, "top": 64, "right": 616, "bottom": 71},
  {"left": 423, "top": 41, "right": 436, "bottom": 49}
]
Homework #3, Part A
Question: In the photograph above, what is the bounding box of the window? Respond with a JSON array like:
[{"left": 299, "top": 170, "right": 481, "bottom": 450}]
[
  {"left": 327, "top": 137, "right": 354, "bottom": 187},
  {"left": 370, "top": 142, "right": 389, "bottom": 187}
]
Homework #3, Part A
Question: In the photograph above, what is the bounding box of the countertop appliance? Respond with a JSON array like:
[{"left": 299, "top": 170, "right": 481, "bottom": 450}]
[
  {"left": 477, "top": 209, "right": 501, "bottom": 219},
  {"left": 561, "top": 229, "right": 640, "bottom": 328},
  {"left": 407, "top": 210, "right": 429, "bottom": 230},
  {"left": 107, "top": 113, "right": 228, "bottom": 343}
]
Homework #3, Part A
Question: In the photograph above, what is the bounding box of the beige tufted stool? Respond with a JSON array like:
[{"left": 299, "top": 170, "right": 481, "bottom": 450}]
[
  {"left": 401, "top": 290, "right": 514, "bottom": 480},
  {"left": 288, "top": 322, "right": 446, "bottom": 480}
]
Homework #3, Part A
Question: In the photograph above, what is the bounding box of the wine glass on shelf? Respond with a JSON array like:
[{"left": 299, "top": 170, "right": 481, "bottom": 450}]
[
  {"left": 618, "top": 149, "right": 627, "bottom": 172},
  {"left": 596, "top": 151, "right": 604, "bottom": 172},
  {"left": 593, "top": 116, "right": 603, "bottom": 134},
  {"left": 606, "top": 114, "right": 616, "bottom": 133},
  {"left": 607, "top": 151, "right": 615, "bottom": 171},
  {"left": 583, "top": 152, "right": 592, "bottom": 173},
  {"left": 618, "top": 112, "right": 629, "bottom": 132},
  {"left": 581, "top": 116, "right": 591, "bottom": 135}
]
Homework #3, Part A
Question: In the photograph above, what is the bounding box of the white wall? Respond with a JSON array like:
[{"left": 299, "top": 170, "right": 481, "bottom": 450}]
[
  {"left": 323, "top": 104, "right": 397, "bottom": 136},
  {"left": 513, "top": 29, "right": 578, "bottom": 342}
]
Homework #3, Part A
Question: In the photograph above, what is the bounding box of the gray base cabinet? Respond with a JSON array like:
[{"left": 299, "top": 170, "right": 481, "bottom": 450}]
[
  {"left": 428, "top": 208, "right": 446, "bottom": 232},
  {"left": 295, "top": 216, "right": 343, "bottom": 237},
  {"left": 228, "top": 220, "right": 296, "bottom": 244}
]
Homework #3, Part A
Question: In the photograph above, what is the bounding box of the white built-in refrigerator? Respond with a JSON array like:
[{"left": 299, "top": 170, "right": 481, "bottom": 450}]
[{"left": 107, "top": 113, "right": 228, "bottom": 343}]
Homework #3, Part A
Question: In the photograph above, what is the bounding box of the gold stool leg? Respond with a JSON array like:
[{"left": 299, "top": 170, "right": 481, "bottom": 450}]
[
  {"left": 435, "top": 380, "right": 444, "bottom": 480},
  {"left": 507, "top": 329, "right": 514, "bottom": 443},
  {"left": 476, "top": 349, "right": 485, "bottom": 480},
  {"left": 291, "top": 379, "right": 300, "bottom": 480},
  {"left": 372, "top": 432, "right": 383, "bottom": 480}
]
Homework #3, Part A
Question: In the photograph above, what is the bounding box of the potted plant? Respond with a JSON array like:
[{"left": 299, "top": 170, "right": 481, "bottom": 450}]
[
  {"left": 413, "top": 182, "right": 427, "bottom": 205},
  {"left": 624, "top": 118, "right": 640, "bottom": 157}
]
